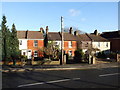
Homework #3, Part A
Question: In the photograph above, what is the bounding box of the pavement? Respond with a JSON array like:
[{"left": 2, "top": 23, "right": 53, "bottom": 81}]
[{"left": 1, "top": 62, "right": 119, "bottom": 73}]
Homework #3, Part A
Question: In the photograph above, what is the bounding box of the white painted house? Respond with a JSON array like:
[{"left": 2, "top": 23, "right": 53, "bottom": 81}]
[
  {"left": 87, "top": 34, "right": 110, "bottom": 53},
  {"left": 17, "top": 30, "right": 44, "bottom": 59},
  {"left": 92, "top": 42, "right": 110, "bottom": 52},
  {"left": 45, "top": 32, "right": 62, "bottom": 50},
  {"left": 17, "top": 31, "right": 28, "bottom": 56}
]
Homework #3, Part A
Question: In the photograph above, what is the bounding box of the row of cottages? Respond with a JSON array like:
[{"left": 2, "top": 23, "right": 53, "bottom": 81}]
[
  {"left": 69, "top": 29, "right": 110, "bottom": 54},
  {"left": 17, "top": 26, "right": 110, "bottom": 59},
  {"left": 17, "top": 30, "right": 44, "bottom": 59},
  {"left": 44, "top": 27, "right": 110, "bottom": 56},
  {"left": 44, "top": 27, "right": 77, "bottom": 56}
]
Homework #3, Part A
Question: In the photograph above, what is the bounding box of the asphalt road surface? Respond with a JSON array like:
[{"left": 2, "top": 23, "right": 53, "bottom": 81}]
[{"left": 2, "top": 67, "right": 120, "bottom": 89}]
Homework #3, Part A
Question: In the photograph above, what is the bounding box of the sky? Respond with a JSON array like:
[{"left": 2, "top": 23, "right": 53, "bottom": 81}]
[{"left": 1, "top": 2, "right": 118, "bottom": 33}]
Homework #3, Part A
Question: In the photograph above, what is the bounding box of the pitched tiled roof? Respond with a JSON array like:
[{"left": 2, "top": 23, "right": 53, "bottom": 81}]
[
  {"left": 63, "top": 33, "right": 77, "bottom": 41},
  {"left": 27, "top": 31, "right": 44, "bottom": 39},
  {"left": 47, "top": 32, "right": 61, "bottom": 40},
  {"left": 87, "top": 34, "right": 109, "bottom": 42},
  {"left": 75, "top": 34, "right": 91, "bottom": 41},
  {"left": 17, "top": 31, "right": 44, "bottom": 39},
  {"left": 17, "top": 31, "right": 26, "bottom": 39},
  {"left": 47, "top": 32, "right": 77, "bottom": 41},
  {"left": 101, "top": 30, "right": 120, "bottom": 39}
]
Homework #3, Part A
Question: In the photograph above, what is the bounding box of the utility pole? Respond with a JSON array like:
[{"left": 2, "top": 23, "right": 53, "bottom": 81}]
[{"left": 61, "top": 16, "right": 64, "bottom": 65}]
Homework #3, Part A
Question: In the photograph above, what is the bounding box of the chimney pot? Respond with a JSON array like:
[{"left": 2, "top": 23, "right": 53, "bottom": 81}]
[
  {"left": 74, "top": 31, "right": 78, "bottom": 36},
  {"left": 69, "top": 27, "right": 73, "bottom": 34},
  {"left": 40, "top": 27, "right": 44, "bottom": 33}
]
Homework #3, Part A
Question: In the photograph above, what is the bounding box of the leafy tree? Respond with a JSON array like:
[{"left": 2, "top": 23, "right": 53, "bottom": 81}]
[
  {"left": 64, "top": 27, "right": 86, "bottom": 34},
  {"left": 97, "top": 51, "right": 106, "bottom": 59}
]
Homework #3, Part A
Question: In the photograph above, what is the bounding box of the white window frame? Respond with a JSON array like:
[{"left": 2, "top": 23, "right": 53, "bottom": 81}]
[
  {"left": 19, "top": 40, "right": 22, "bottom": 45},
  {"left": 34, "top": 50, "right": 38, "bottom": 57},
  {"left": 68, "top": 41, "right": 72, "bottom": 48},
  {"left": 34, "top": 40, "right": 38, "bottom": 47},
  {"left": 106, "top": 42, "right": 108, "bottom": 47},
  {"left": 98, "top": 42, "right": 100, "bottom": 47},
  {"left": 54, "top": 42, "right": 58, "bottom": 45},
  {"left": 68, "top": 50, "right": 72, "bottom": 56}
]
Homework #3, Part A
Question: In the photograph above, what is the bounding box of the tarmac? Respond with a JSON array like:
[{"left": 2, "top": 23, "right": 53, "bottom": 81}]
[{"left": 1, "top": 62, "right": 119, "bottom": 73}]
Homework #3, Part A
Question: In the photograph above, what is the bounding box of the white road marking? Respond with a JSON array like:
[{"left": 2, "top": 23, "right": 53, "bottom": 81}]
[
  {"left": 72, "top": 78, "right": 81, "bottom": 80},
  {"left": 47, "top": 79, "right": 71, "bottom": 83},
  {"left": 99, "top": 73, "right": 120, "bottom": 77},
  {"left": 18, "top": 78, "right": 80, "bottom": 87}
]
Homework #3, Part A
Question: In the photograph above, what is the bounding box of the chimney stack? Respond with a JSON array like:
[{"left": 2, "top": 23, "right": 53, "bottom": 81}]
[
  {"left": 25, "top": 30, "right": 28, "bottom": 39},
  {"left": 46, "top": 26, "right": 48, "bottom": 34},
  {"left": 94, "top": 29, "right": 98, "bottom": 35},
  {"left": 69, "top": 27, "right": 73, "bottom": 34},
  {"left": 40, "top": 27, "right": 44, "bottom": 33},
  {"left": 74, "top": 31, "right": 79, "bottom": 36}
]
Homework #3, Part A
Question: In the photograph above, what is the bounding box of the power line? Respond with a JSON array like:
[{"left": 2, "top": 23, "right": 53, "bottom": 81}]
[
  {"left": 64, "top": 17, "right": 81, "bottom": 24},
  {"left": 63, "top": 17, "right": 87, "bottom": 33}
]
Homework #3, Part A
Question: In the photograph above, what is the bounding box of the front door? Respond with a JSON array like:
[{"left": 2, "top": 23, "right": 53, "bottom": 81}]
[{"left": 27, "top": 50, "right": 32, "bottom": 59}]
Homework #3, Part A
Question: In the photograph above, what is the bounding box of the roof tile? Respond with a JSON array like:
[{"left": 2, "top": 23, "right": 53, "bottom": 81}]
[
  {"left": 17, "top": 31, "right": 44, "bottom": 39},
  {"left": 87, "top": 34, "right": 109, "bottom": 42}
]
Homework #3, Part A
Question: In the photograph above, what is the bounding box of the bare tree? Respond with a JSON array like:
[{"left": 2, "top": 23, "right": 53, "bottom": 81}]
[
  {"left": 64, "top": 26, "right": 86, "bottom": 34},
  {"left": 41, "top": 41, "right": 60, "bottom": 60}
]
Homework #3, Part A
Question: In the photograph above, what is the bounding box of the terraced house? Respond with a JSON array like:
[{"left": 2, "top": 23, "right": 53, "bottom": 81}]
[
  {"left": 17, "top": 30, "right": 44, "bottom": 59},
  {"left": 44, "top": 27, "right": 77, "bottom": 57},
  {"left": 17, "top": 27, "right": 110, "bottom": 59},
  {"left": 73, "top": 29, "right": 110, "bottom": 54},
  {"left": 87, "top": 30, "right": 110, "bottom": 54},
  {"left": 74, "top": 31, "right": 92, "bottom": 53}
]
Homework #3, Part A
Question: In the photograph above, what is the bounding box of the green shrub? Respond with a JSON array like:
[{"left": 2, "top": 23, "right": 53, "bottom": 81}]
[
  {"left": 107, "top": 52, "right": 116, "bottom": 59},
  {"left": 97, "top": 52, "right": 106, "bottom": 59},
  {"left": 74, "top": 49, "right": 84, "bottom": 62},
  {"left": 21, "top": 55, "right": 27, "bottom": 61}
]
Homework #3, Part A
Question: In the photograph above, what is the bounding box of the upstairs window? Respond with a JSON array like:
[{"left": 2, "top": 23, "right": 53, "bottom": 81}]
[
  {"left": 19, "top": 40, "right": 22, "bottom": 45},
  {"left": 68, "top": 41, "right": 72, "bottom": 48},
  {"left": 85, "top": 42, "right": 88, "bottom": 47},
  {"left": 34, "top": 40, "right": 38, "bottom": 47},
  {"left": 54, "top": 42, "right": 60, "bottom": 47},
  {"left": 106, "top": 42, "right": 108, "bottom": 47},
  {"left": 54, "top": 42, "right": 58, "bottom": 45},
  {"left": 98, "top": 42, "right": 100, "bottom": 47}
]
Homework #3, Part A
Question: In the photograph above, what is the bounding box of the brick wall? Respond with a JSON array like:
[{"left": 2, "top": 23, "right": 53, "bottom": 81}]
[
  {"left": 64, "top": 41, "right": 77, "bottom": 56},
  {"left": 110, "top": 38, "right": 120, "bottom": 52},
  {"left": 27, "top": 40, "right": 44, "bottom": 57}
]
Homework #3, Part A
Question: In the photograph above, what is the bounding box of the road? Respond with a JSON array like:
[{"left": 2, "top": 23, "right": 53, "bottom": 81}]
[{"left": 2, "top": 67, "right": 120, "bottom": 89}]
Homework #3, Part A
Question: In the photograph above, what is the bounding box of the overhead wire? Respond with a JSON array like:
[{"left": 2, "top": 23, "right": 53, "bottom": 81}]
[
  {"left": 63, "top": 2, "right": 91, "bottom": 33},
  {"left": 39, "top": 3, "right": 91, "bottom": 32}
]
